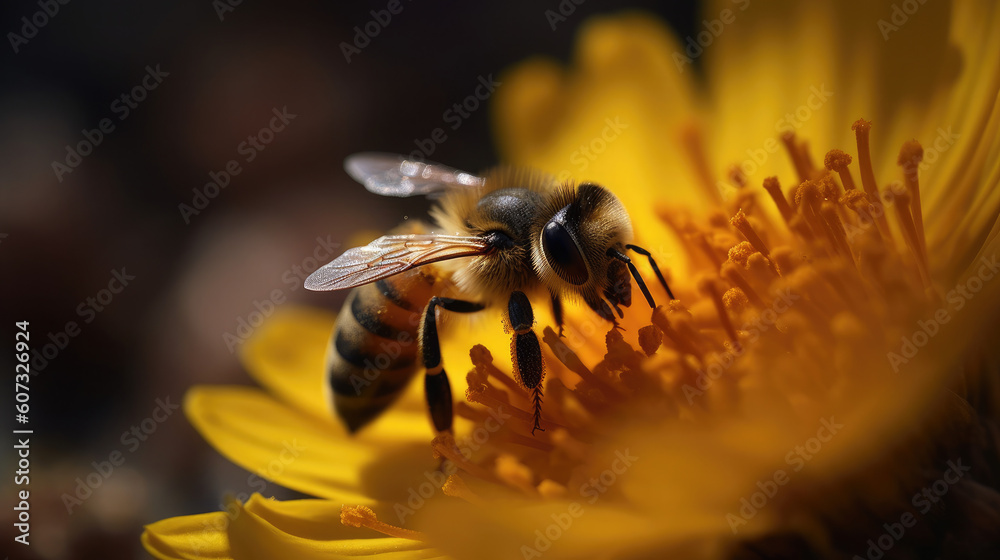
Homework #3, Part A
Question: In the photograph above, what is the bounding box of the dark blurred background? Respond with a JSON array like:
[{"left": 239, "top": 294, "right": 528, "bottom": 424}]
[{"left": 0, "top": 1, "right": 697, "bottom": 558}]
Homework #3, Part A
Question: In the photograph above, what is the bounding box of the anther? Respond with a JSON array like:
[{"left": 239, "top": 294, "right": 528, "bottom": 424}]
[
  {"left": 728, "top": 241, "right": 756, "bottom": 268},
  {"left": 723, "top": 287, "right": 749, "bottom": 314},
  {"left": 824, "top": 149, "right": 857, "bottom": 191}
]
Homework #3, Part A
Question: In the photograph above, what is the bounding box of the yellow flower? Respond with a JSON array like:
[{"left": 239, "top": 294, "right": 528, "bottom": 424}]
[{"left": 144, "top": 1, "right": 1000, "bottom": 559}]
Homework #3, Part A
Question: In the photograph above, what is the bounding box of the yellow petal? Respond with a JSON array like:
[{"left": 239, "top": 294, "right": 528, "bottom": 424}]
[
  {"left": 184, "top": 386, "right": 437, "bottom": 503},
  {"left": 240, "top": 306, "right": 338, "bottom": 422},
  {"left": 228, "top": 495, "right": 444, "bottom": 560},
  {"left": 142, "top": 511, "right": 233, "bottom": 560}
]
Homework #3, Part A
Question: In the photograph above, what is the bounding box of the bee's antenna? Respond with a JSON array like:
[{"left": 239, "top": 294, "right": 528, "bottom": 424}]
[
  {"left": 626, "top": 244, "right": 675, "bottom": 300},
  {"left": 607, "top": 248, "right": 656, "bottom": 308}
]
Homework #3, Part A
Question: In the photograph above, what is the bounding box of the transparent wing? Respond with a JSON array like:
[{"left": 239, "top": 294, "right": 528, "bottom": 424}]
[
  {"left": 345, "top": 152, "right": 485, "bottom": 197},
  {"left": 304, "top": 233, "right": 491, "bottom": 291}
]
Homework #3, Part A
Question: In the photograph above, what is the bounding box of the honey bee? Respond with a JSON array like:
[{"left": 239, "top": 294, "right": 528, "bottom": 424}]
[{"left": 305, "top": 153, "right": 673, "bottom": 435}]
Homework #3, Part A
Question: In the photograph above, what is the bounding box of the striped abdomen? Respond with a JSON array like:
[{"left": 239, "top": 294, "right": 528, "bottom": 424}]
[{"left": 326, "top": 269, "right": 437, "bottom": 432}]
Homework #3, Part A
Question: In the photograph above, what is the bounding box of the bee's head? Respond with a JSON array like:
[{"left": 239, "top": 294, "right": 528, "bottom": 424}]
[{"left": 533, "top": 183, "right": 634, "bottom": 308}]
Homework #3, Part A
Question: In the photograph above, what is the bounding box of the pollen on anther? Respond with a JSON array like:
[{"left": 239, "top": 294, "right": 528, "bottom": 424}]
[
  {"left": 824, "top": 149, "right": 852, "bottom": 172},
  {"left": 723, "top": 287, "right": 749, "bottom": 314},
  {"left": 728, "top": 241, "right": 756, "bottom": 268}
]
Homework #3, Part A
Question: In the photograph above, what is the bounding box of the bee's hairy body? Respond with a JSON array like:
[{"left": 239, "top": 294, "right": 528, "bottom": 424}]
[{"left": 311, "top": 155, "right": 672, "bottom": 435}]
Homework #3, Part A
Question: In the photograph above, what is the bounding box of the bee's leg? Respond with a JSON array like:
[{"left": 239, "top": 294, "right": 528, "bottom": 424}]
[
  {"left": 549, "top": 292, "right": 564, "bottom": 337},
  {"left": 508, "top": 291, "right": 545, "bottom": 435},
  {"left": 625, "top": 244, "right": 675, "bottom": 300},
  {"left": 420, "top": 297, "right": 485, "bottom": 432},
  {"left": 607, "top": 248, "right": 656, "bottom": 308}
]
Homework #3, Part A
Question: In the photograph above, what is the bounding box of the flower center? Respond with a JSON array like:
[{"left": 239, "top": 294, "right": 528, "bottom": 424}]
[{"left": 342, "top": 118, "right": 939, "bottom": 537}]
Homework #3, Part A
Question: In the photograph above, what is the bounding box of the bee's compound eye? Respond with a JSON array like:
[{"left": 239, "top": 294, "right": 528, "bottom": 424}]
[{"left": 542, "top": 219, "right": 589, "bottom": 285}]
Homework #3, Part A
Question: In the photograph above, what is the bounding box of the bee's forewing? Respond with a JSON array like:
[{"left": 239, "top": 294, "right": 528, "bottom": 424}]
[{"left": 304, "top": 233, "right": 491, "bottom": 291}]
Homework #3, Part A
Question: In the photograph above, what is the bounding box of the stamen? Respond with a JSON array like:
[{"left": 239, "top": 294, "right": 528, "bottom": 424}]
[
  {"left": 681, "top": 122, "right": 723, "bottom": 204},
  {"left": 840, "top": 190, "right": 883, "bottom": 243},
  {"left": 885, "top": 184, "right": 933, "bottom": 291},
  {"left": 821, "top": 202, "right": 856, "bottom": 267},
  {"left": 651, "top": 306, "right": 704, "bottom": 359},
  {"left": 698, "top": 277, "right": 741, "bottom": 347},
  {"left": 467, "top": 384, "right": 566, "bottom": 433},
  {"left": 781, "top": 131, "right": 811, "bottom": 183},
  {"left": 341, "top": 505, "right": 424, "bottom": 540},
  {"left": 721, "top": 261, "right": 766, "bottom": 307},
  {"left": 495, "top": 454, "right": 539, "bottom": 496},
  {"left": 442, "top": 474, "right": 485, "bottom": 505},
  {"left": 795, "top": 180, "right": 836, "bottom": 256},
  {"left": 541, "top": 327, "right": 625, "bottom": 398},
  {"left": 824, "top": 149, "right": 857, "bottom": 191},
  {"left": 471, "top": 345, "right": 529, "bottom": 398},
  {"left": 852, "top": 119, "right": 894, "bottom": 243},
  {"left": 730, "top": 209, "right": 778, "bottom": 275},
  {"left": 897, "top": 140, "right": 927, "bottom": 264},
  {"left": 762, "top": 176, "right": 795, "bottom": 224},
  {"left": 696, "top": 232, "right": 724, "bottom": 268},
  {"left": 431, "top": 434, "right": 503, "bottom": 484}
]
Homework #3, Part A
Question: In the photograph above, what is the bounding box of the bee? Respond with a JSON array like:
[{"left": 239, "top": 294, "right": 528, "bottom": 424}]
[{"left": 305, "top": 153, "right": 673, "bottom": 435}]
